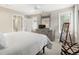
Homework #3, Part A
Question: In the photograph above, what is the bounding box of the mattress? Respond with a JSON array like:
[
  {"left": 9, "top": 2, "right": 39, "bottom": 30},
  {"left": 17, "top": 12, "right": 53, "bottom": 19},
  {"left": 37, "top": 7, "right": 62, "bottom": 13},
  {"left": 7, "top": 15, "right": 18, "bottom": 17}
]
[{"left": 0, "top": 32, "right": 51, "bottom": 55}]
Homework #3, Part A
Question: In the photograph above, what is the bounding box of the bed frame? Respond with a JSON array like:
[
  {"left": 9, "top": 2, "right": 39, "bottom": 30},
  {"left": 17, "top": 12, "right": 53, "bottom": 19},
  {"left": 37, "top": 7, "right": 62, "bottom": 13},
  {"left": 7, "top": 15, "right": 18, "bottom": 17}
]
[{"left": 36, "top": 45, "right": 47, "bottom": 55}]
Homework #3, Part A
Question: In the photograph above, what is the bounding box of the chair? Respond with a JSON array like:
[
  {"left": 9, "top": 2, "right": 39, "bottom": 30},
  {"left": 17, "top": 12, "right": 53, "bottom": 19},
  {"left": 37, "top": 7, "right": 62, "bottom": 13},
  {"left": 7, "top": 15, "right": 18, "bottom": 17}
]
[{"left": 60, "top": 23, "right": 79, "bottom": 55}]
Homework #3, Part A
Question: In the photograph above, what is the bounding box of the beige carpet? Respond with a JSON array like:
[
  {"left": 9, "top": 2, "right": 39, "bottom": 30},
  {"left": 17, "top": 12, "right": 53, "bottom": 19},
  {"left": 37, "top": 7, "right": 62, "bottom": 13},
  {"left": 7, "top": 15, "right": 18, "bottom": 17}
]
[{"left": 45, "top": 41, "right": 62, "bottom": 55}]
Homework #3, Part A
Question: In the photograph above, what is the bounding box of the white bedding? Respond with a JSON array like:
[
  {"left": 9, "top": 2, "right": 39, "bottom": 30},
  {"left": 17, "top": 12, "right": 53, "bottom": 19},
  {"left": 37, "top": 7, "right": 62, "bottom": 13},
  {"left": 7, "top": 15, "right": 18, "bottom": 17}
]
[{"left": 0, "top": 32, "right": 51, "bottom": 55}]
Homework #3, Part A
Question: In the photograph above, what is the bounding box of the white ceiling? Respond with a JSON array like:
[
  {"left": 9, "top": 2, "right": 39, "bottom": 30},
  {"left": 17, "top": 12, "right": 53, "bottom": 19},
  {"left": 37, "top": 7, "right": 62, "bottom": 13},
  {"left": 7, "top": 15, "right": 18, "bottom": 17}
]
[{"left": 0, "top": 4, "right": 74, "bottom": 15}]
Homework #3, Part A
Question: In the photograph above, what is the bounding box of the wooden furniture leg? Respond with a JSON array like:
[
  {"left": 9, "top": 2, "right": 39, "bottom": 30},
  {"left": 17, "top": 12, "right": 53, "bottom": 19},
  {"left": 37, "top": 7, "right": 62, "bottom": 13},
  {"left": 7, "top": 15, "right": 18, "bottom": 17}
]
[{"left": 43, "top": 45, "right": 46, "bottom": 54}]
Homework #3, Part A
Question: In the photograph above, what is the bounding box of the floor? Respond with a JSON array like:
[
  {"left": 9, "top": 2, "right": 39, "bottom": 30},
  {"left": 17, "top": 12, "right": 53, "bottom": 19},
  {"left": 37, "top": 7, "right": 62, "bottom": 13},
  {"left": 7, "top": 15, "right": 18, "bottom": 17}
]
[
  {"left": 44, "top": 41, "right": 79, "bottom": 55},
  {"left": 45, "top": 41, "right": 62, "bottom": 55}
]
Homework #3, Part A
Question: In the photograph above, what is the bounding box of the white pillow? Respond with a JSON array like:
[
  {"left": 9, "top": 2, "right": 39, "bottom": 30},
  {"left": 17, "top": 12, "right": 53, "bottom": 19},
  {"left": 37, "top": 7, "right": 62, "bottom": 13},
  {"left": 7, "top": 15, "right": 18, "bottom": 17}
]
[{"left": 0, "top": 33, "right": 6, "bottom": 49}]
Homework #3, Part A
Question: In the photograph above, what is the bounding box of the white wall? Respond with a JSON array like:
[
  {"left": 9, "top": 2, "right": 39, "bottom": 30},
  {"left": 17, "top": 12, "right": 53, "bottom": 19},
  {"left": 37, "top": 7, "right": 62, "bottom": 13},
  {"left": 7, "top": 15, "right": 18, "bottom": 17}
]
[
  {"left": 32, "top": 7, "right": 74, "bottom": 42},
  {"left": 0, "top": 7, "right": 24, "bottom": 32},
  {"left": 51, "top": 7, "right": 74, "bottom": 41},
  {"left": 51, "top": 12, "right": 59, "bottom": 41}
]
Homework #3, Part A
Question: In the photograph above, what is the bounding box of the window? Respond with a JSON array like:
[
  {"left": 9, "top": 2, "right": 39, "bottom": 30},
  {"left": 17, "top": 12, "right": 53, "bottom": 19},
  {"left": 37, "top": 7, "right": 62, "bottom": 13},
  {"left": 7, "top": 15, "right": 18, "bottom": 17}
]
[
  {"left": 59, "top": 11, "right": 73, "bottom": 34},
  {"left": 32, "top": 17, "right": 38, "bottom": 31},
  {"left": 12, "top": 15, "right": 23, "bottom": 32}
]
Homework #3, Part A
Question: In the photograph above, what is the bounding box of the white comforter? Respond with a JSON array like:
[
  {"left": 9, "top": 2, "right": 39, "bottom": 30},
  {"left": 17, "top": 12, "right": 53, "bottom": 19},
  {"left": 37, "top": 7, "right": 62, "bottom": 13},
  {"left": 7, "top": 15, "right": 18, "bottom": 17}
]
[{"left": 0, "top": 32, "right": 51, "bottom": 55}]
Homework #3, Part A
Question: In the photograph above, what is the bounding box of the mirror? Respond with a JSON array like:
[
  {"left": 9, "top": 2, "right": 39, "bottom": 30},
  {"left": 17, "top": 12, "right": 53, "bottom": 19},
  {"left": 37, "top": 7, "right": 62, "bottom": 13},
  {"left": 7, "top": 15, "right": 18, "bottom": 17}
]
[{"left": 41, "top": 15, "right": 51, "bottom": 28}]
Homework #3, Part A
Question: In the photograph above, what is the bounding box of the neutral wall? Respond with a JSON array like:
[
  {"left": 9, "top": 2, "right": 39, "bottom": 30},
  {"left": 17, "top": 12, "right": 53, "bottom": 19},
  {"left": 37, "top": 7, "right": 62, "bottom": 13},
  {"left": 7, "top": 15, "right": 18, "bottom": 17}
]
[
  {"left": 51, "top": 12, "right": 59, "bottom": 41},
  {"left": 0, "top": 6, "right": 76, "bottom": 42},
  {"left": 50, "top": 7, "right": 74, "bottom": 41},
  {"left": 33, "top": 7, "right": 73, "bottom": 41},
  {"left": 0, "top": 7, "right": 24, "bottom": 32}
]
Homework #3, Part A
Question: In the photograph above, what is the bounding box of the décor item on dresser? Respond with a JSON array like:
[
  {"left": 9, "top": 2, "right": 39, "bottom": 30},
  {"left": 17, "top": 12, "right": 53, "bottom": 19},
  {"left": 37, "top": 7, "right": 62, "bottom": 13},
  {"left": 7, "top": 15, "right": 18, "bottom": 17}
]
[{"left": 38, "top": 25, "right": 46, "bottom": 29}]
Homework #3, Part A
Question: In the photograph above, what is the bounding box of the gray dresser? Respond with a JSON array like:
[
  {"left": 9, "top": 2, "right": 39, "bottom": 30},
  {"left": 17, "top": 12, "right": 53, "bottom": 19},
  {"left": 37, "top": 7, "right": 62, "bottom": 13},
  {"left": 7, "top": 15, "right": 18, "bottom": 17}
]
[{"left": 34, "top": 28, "right": 55, "bottom": 41}]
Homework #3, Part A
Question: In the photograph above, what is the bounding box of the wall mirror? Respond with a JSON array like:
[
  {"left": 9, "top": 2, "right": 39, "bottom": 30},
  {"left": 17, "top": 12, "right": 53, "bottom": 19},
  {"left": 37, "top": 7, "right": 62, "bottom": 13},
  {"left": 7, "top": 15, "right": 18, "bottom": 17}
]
[{"left": 41, "top": 15, "right": 51, "bottom": 28}]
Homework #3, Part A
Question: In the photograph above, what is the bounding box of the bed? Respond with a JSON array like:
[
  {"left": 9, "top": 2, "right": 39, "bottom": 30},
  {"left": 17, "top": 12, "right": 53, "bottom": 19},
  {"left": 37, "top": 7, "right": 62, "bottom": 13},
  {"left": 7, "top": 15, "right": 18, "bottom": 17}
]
[{"left": 0, "top": 32, "right": 52, "bottom": 55}]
